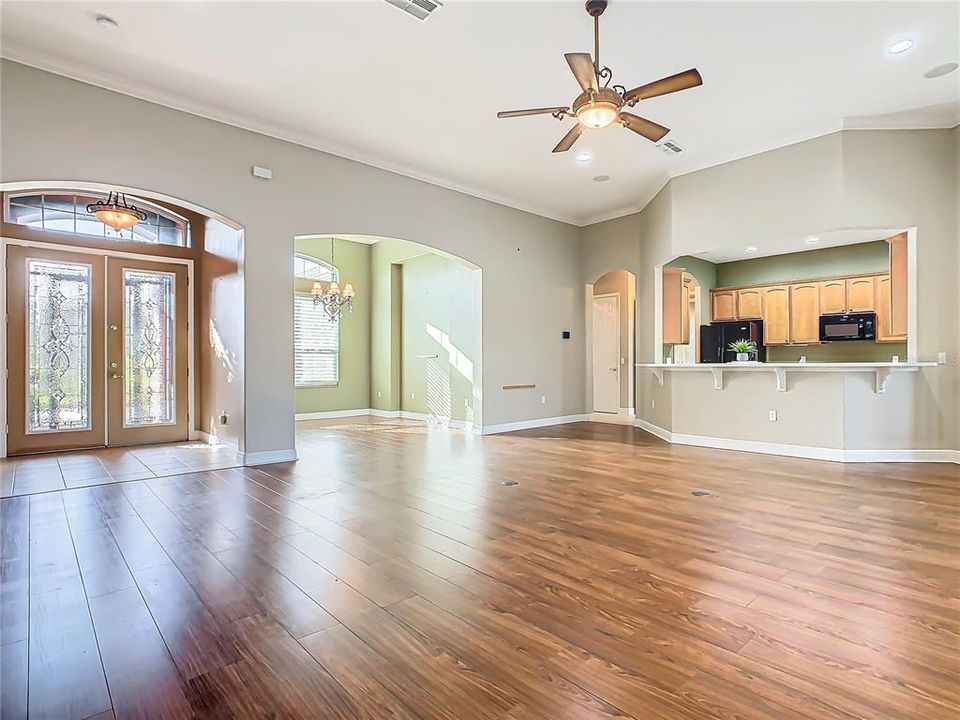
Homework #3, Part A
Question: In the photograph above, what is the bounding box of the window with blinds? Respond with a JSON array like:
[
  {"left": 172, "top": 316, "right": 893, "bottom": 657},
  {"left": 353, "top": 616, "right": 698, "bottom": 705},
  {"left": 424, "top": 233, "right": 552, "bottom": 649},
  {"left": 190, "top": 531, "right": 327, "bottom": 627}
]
[{"left": 294, "top": 294, "right": 339, "bottom": 386}]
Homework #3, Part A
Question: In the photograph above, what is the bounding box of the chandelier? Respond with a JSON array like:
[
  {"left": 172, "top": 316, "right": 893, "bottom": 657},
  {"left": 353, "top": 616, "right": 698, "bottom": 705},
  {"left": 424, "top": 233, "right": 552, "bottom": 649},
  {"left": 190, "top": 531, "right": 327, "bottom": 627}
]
[
  {"left": 86, "top": 191, "right": 148, "bottom": 230},
  {"left": 311, "top": 238, "right": 356, "bottom": 321}
]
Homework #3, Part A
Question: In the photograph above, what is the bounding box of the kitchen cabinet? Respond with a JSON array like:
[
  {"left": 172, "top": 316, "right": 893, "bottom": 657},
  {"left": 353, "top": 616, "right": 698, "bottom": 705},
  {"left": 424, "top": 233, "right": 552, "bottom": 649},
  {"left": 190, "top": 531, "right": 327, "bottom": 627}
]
[
  {"left": 761, "top": 286, "right": 790, "bottom": 345},
  {"left": 819, "top": 279, "right": 847, "bottom": 315},
  {"left": 846, "top": 276, "right": 876, "bottom": 312},
  {"left": 736, "top": 288, "right": 763, "bottom": 319},
  {"left": 662, "top": 268, "right": 685, "bottom": 344},
  {"left": 789, "top": 283, "right": 820, "bottom": 344},
  {"left": 876, "top": 273, "right": 906, "bottom": 343},
  {"left": 888, "top": 233, "right": 908, "bottom": 337},
  {"left": 680, "top": 281, "right": 691, "bottom": 344},
  {"left": 711, "top": 290, "right": 737, "bottom": 322}
]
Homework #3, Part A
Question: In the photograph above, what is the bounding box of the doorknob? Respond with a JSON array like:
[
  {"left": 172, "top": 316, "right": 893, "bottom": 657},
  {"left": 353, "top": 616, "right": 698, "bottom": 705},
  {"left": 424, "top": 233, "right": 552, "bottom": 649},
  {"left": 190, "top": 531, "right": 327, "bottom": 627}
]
[
  {"left": 111, "top": 373, "right": 122, "bottom": 379},
  {"left": 110, "top": 362, "right": 118, "bottom": 369}
]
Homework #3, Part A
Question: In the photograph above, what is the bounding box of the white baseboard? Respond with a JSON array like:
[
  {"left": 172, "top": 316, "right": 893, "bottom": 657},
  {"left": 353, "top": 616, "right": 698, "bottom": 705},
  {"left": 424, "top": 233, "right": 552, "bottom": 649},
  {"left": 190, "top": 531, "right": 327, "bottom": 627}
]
[
  {"left": 370, "top": 408, "right": 400, "bottom": 418},
  {"left": 590, "top": 408, "right": 636, "bottom": 425},
  {"left": 482, "top": 413, "right": 590, "bottom": 435},
  {"left": 634, "top": 419, "right": 959, "bottom": 464},
  {"left": 842, "top": 448, "right": 960, "bottom": 464},
  {"left": 238, "top": 448, "right": 299, "bottom": 466},
  {"left": 296, "top": 408, "right": 372, "bottom": 421},
  {"left": 189, "top": 429, "right": 214, "bottom": 443},
  {"left": 634, "top": 418, "right": 672, "bottom": 442}
]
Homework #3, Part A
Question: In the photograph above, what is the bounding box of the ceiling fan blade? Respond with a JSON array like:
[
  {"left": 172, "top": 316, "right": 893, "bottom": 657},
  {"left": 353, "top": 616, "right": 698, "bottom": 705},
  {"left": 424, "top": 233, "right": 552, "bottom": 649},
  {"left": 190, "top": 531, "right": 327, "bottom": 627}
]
[
  {"left": 624, "top": 68, "right": 702, "bottom": 102},
  {"left": 564, "top": 52, "right": 598, "bottom": 92},
  {"left": 619, "top": 112, "right": 670, "bottom": 142},
  {"left": 552, "top": 123, "right": 582, "bottom": 153},
  {"left": 497, "top": 106, "right": 569, "bottom": 119}
]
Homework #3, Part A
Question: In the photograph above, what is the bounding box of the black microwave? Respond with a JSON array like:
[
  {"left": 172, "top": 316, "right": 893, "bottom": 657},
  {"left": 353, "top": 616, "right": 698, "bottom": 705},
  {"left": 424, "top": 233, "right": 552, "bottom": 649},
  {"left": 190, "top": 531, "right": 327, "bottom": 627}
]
[{"left": 820, "top": 313, "right": 876, "bottom": 342}]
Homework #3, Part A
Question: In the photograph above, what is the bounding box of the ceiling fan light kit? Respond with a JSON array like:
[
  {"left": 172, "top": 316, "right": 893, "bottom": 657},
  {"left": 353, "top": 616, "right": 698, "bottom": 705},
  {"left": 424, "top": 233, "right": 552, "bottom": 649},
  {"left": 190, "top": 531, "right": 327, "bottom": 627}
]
[{"left": 497, "top": 0, "right": 703, "bottom": 153}]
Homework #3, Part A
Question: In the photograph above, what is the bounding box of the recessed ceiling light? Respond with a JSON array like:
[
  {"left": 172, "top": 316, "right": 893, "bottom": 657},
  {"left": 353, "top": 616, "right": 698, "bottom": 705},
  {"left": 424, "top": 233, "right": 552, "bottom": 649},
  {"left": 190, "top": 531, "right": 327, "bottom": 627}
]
[
  {"left": 925, "top": 62, "right": 959, "bottom": 79},
  {"left": 576, "top": 152, "right": 592, "bottom": 166},
  {"left": 806, "top": 237, "right": 819, "bottom": 245},
  {"left": 95, "top": 14, "right": 119, "bottom": 30},
  {"left": 745, "top": 246, "right": 758, "bottom": 253},
  {"left": 593, "top": 175, "right": 610, "bottom": 182},
  {"left": 888, "top": 39, "right": 913, "bottom": 55}
]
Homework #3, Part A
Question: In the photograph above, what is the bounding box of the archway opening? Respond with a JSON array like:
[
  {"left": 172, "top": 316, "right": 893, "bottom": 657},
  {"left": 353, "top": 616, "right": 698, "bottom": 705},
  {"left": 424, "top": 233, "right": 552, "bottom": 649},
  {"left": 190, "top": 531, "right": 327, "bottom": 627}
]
[
  {"left": 291, "top": 234, "right": 482, "bottom": 442},
  {"left": 586, "top": 269, "right": 637, "bottom": 424}
]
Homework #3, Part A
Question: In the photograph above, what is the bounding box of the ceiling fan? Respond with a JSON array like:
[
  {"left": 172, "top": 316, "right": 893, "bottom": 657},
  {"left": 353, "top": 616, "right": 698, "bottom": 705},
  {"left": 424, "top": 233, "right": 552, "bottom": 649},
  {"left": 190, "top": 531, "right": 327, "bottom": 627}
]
[{"left": 497, "top": 0, "right": 702, "bottom": 153}]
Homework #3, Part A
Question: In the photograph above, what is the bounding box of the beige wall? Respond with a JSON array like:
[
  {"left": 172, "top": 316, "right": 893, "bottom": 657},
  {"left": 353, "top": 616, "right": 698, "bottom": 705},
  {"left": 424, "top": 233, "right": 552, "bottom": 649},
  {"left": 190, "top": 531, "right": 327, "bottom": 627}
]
[
  {"left": 200, "top": 219, "right": 244, "bottom": 446},
  {"left": 1, "top": 61, "right": 584, "bottom": 454},
  {"left": 400, "top": 253, "right": 480, "bottom": 423},
  {"left": 293, "top": 238, "right": 371, "bottom": 414},
  {"left": 582, "top": 129, "right": 960, "bottom": 452},
  {"left": 593, "top": 270, "right": 635, "bottom": 410}
]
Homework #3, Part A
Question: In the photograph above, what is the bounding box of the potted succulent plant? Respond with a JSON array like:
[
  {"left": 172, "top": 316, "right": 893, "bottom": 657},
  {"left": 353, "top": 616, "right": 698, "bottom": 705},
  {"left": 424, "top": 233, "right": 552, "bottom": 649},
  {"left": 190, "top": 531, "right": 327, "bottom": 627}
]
[{"left": 728, "top": 338, "right": 758, "bottom": 362}]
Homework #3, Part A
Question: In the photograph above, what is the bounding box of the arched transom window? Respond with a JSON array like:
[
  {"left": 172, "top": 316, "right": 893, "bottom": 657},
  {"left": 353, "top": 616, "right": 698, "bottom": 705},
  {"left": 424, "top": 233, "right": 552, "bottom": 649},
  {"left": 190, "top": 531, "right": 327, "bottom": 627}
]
[{"left": 4, "top": 190, "right": 190, "bottom": 247}]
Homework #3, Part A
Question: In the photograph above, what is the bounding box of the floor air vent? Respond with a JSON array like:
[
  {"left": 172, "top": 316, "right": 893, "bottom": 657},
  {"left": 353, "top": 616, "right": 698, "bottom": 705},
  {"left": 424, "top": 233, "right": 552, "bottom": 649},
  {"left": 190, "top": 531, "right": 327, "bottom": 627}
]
[
  {"left": 655, "top": 139, "right": 685, "bottom": 155},
  {"left": 385, "top": 0, "right": 442, "bottom": 21}
]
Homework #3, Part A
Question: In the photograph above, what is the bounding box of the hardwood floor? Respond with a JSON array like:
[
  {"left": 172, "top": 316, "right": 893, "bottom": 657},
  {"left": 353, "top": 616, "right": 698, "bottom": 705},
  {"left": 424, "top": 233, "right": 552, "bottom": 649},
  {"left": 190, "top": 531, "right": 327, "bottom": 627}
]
[{"left": 1, "top": 418, "right": 957, "bottom": 719}]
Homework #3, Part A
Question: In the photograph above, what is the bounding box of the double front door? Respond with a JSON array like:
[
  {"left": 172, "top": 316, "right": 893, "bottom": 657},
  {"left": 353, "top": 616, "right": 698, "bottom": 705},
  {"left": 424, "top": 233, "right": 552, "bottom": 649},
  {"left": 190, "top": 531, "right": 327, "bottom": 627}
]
[{"left": 5, "top": 245, "right": 189, "bottom": 454}]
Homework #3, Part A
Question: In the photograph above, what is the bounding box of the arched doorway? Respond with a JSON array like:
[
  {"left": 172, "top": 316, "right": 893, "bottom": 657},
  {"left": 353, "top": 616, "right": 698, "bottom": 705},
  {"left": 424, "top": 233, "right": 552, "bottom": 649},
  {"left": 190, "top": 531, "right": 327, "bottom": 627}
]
[
  {"left": 291, "top": 234, "right": 482, "bottom": 440},
  {"left": 586, "top": 269, "right": 637, "bottom": 424}
]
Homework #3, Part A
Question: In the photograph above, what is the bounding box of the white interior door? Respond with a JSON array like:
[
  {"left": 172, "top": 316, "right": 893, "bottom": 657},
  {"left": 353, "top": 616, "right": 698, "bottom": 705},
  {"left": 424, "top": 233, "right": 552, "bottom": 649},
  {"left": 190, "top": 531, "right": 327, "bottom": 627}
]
[{"left": 592, "top": 294, "right": 620, "bottom": 413}]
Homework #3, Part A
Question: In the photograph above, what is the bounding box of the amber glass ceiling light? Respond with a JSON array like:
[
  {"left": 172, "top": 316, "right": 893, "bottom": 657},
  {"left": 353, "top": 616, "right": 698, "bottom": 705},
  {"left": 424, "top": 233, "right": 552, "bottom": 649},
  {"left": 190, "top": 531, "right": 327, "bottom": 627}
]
[{"left": 86, "top": 192, "right": 148, "bottom": 230}]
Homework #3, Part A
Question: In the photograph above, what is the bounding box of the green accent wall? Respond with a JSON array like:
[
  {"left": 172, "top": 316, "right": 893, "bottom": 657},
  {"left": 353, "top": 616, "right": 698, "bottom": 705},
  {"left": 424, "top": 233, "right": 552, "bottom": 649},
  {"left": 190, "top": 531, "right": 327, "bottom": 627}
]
[
  {"left": 716, "top": 240, "right": 889, "bottom": 287},
  {"left": 294, "top": 238, "right": 371, "bottom": 413},
  {"left": 767, "top": 342, "right": 907, "bottom": 362}
]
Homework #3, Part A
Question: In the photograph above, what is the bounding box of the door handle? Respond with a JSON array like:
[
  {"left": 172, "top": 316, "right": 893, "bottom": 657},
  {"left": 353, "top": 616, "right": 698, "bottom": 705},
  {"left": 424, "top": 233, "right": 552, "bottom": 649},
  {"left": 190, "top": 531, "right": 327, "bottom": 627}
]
[
  {"left": 111, "top": 373, "right": 122, "bottom": 379},
  {"left": 609, "top": 367, "right": 618, "bottom": 372},
  {"left": 109, "top": 324, "right": 119, "bottom": 331}
]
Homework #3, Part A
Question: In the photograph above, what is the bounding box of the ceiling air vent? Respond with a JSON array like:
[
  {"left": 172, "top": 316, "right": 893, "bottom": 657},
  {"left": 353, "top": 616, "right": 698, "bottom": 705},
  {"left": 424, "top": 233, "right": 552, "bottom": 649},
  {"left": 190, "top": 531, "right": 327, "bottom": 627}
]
[
  {"left": 655, "top": 139, "right": 685, "bottom": 155},
  {"left": 385, "top": 0, "right": 442, "bottom": 21}
]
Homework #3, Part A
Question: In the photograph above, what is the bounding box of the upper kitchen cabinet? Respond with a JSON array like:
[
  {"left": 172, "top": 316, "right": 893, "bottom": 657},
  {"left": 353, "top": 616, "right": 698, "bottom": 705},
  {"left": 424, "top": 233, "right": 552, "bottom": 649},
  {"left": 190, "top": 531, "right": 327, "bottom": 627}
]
[
  {"left": 887, "top": 233, "right": 908, "bottom": 337},
  {"left": 761, "top": 286, "right": 790, "bottom": 345},
  {"left": 789, "top": 282, "right": 821, "bottom": 344},
  {"left": 662, "top": 268, "right": 686, "bottom": 344},
  {"left": 819, "top": 278, "right": 847, "bottom": 314},
  {"left": 711, "top": 289, "right": 737, "bottom": 322},
  {"left": 736, "top": 288, "right": 763, "bottom": 319},
  {"left": 846, "top": 276, "right": 876, "bottom": 312}
]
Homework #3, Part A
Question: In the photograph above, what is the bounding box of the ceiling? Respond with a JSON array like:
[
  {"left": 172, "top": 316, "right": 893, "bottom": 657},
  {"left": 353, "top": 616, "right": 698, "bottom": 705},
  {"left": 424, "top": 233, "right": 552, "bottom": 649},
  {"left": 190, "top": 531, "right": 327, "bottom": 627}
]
[{"left": 2, "top": 1, "right": 957, "bottom": 226}]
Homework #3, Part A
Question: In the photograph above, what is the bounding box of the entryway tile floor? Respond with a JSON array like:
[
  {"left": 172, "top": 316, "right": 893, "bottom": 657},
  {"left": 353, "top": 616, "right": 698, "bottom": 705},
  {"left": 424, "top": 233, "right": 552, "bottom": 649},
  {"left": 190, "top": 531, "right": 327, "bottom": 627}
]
[{"left": 0, "top": 439, "right": 240, "bottom": 497}]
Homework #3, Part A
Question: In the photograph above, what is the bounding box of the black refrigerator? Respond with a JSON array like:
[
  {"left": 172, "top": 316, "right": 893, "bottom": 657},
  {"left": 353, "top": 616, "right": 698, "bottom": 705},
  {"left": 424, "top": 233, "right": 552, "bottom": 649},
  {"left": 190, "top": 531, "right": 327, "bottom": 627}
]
[{"left": 699, "top": 321, "right": 766, "bottom": 363}]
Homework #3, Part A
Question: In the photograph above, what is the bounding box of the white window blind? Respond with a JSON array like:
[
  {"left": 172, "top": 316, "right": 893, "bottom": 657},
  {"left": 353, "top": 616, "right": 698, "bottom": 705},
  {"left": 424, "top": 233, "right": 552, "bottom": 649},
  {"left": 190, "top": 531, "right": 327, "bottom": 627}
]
[{"left": 294, "top": 294, "right": 339, "bottom": 386}]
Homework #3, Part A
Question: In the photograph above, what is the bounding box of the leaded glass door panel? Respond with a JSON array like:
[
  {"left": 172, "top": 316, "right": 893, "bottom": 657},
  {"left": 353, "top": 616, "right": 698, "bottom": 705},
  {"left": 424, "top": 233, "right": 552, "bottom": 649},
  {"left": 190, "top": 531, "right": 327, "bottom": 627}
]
[
  {"left": 5, "top": 246, "right": 106, "bottom": 453},
  {"left": 106, "top": 258, "right": 189, "bottom": 446}
]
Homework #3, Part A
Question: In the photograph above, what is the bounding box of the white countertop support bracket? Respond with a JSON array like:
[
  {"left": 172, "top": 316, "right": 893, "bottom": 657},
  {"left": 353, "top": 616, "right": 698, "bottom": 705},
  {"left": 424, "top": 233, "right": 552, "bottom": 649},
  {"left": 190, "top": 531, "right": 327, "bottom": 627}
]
[
  {"left": 710, "top": 368, "right": 723, "bottom": 390},
  {"left": 774, "top": 368, "right": 787, "bottom": 393},
  {"left": 875, "top": 368, "right": 892, "bottom": 394}
]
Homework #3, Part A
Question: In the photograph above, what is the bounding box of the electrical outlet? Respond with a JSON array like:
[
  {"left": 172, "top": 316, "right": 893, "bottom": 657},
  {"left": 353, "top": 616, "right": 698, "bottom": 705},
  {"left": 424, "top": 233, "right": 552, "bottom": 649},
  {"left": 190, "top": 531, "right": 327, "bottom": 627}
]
[
  {"left": 410, "top": 392, "right": 415, "bottom": 400},
  {"left": 377, "top": 390, "right": 382, "bottom": 398},
  {"left": 651, "top": 400, "right": 656, "bottom": 409},
  {"left": 938, "top": 352, "right": 947, "bottom": 365},
  {"left": 219, "top": 413, "right": 228, "bottom": 425},
  {"left": 768, "top": 410, "right": 777, "bottom": 422},
  {"left": 541, "top": 395, "right": 546, "bottom": 404},
  {"left": 464, "top": 398, "right": 469, "bottom": 407}
]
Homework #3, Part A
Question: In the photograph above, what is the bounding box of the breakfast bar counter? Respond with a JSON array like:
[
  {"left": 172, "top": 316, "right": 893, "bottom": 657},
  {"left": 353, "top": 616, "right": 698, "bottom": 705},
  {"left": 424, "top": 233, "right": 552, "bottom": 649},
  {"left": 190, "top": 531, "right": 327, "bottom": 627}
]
[{"left": 636, "top": 361, "right": 937, "bottom": 393}]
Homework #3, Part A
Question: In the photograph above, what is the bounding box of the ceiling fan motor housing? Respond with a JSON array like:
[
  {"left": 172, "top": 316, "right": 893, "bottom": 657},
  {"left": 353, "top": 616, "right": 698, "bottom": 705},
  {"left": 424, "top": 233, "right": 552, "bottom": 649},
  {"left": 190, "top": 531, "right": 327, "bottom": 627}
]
[
  {"left": 585, "top": 0, "right": 608, "bottom": 18},
  {"left": 573, "top": 87, "right": 623, "bottom": 115}
]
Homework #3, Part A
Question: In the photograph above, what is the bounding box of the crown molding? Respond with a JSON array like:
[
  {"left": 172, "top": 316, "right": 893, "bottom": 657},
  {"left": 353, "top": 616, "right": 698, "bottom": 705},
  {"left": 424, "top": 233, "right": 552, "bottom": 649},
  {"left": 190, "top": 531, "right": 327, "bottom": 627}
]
[{"left": 0, "top": 49, "right": 584, "bottom": 227}]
